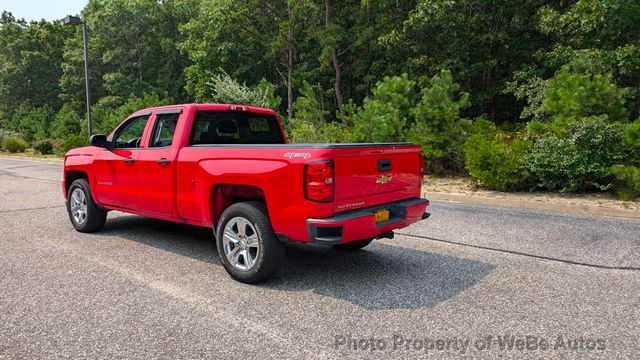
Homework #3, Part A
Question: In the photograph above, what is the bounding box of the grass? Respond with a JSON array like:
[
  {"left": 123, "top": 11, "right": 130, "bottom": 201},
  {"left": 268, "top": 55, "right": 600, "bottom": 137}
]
[{"left": 0, "top": 148, "right": 62, "bottom": 160}]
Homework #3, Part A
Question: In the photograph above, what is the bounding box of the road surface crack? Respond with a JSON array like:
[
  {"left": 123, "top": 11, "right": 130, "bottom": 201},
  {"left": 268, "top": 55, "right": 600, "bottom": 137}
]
[
  {"left": 0, "top": 205, "right": 65, "bottom": 214},
  {"left": 397, "top": 232, "right": 640, "bottom": 271}
]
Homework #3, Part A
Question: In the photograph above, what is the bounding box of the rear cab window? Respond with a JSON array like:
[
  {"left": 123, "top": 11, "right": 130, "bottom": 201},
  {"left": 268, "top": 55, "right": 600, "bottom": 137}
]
[
  {"left": 190, "top": 111, "right": 284, "bottom": 145},
  {"left": 149, "top": 113, "right": 180, "bottom": 148}
]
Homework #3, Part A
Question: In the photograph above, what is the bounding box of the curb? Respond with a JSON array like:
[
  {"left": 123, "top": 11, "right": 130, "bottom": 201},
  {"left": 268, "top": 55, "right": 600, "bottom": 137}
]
[{"left": 423, "top": 190, "right": 640, "bottom": 220}]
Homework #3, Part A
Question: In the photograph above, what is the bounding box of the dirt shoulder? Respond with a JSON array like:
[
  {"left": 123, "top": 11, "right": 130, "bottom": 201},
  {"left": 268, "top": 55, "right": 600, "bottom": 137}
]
[
  {"left": 2, "top": 154, "right": 638, "bottom": 219},
  {"left": 0, "top": 151, "right": 63, "bottom": 163},
  {"left": 423, "top": 177, "right": 640, "bottom": 220}
]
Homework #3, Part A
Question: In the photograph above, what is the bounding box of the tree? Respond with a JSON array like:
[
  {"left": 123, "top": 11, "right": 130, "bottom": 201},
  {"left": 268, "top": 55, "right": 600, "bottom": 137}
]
[
  {"left": 408, "top": 70, "right": 470, "bottom": 174},
  {"left": 10, "top": 103, "right": 55, "bottom": 142},
  {"left": 51, "top": 104, "right": 83, "bottom": 139},
  {"left": 542, "top": 67, "right": 629, "bottom": 125},
  {"left": 538, "top": 0, "right": 640, "bottom": 118},
  {"left": 322, "top": 0, "right": 345, "bottom": 118},
  {"left": 292, "top": 81, "right": 329, "bottom": 125},
  {"left": 204, "top": 70, "right": 280, "bottom": 109},
  {"left": 0, "top": 12, "right": 71, "bottom": 126},
  {"left": 343, "top": 74, "right": 416, "bottom": 142},
  {"left": 60, "top": 0, "right": 196, "bottom": 114},
  {"left": 392, "top": 0, "right": 553, "bottom": 121},
  {"left": 180, "top": 0, "right": 316, "bottom": 120}
]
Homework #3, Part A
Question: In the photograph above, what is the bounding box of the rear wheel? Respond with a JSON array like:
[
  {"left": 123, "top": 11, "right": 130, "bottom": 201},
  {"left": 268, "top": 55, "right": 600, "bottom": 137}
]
[
  {"left": 216, "top": 201, "right": 285, "bottom": 283},
  {"left": 66, "top": 178, "right": 107, "bottom": 233},
  {"left": 333, "top": 239, "right": 374, "bottom": 251}
]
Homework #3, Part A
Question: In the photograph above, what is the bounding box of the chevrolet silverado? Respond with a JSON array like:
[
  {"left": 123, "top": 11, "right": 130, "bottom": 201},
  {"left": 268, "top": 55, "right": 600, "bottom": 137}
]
[{"left": 63, "top": 104, "right": 430, "bottom": 283}]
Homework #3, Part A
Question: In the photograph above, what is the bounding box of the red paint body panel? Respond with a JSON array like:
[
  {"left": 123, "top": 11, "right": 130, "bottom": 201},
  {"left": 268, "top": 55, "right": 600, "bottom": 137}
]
[
  {"left": 63, "top": 104, "right": 429, "bottom": 244},
  {"left": 332, "top": 145, "right": 422, "bottom": 212},
  {"left": 93, "top": 148, "right": 140, "bottom": 209}
]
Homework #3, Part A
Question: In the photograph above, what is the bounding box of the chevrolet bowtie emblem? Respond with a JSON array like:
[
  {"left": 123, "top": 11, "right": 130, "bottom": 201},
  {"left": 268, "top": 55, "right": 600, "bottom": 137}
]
[{"left": 376, "top": 174, "right": 392, "bottom": 185}]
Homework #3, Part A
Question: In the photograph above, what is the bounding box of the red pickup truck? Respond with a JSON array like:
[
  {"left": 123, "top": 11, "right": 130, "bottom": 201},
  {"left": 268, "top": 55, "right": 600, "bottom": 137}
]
[{"left": 63, "top": 104, "right": 429, "bottom": 283}]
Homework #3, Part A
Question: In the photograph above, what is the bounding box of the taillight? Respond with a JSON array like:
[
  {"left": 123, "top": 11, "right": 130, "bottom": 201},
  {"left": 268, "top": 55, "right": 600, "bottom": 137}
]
[
  {"left": 304, "top": 160, "right": 334, "bottom": 202},
  {"left": 419, "top": 155, "right": 425, "bottom": 175}
]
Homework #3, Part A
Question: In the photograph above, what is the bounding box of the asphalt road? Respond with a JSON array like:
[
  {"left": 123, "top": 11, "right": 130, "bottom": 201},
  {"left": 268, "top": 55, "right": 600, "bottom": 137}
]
[{"left": 1, "top": 157, "right": 639, "bottom": 359}]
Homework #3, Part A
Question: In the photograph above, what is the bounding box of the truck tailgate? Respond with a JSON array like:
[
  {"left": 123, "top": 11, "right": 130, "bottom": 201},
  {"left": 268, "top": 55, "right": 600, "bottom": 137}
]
[{"left": 332, "top": 144, "right": 422, "bottom": 212}]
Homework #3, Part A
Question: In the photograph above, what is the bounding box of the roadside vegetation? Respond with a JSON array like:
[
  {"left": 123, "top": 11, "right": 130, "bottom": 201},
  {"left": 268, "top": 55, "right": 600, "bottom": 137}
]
[{"left": 0, "top": 1, "right": 638, "bottom": 200}]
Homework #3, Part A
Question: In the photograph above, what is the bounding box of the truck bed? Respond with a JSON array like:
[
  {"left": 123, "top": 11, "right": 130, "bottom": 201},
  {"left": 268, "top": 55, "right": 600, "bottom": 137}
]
[{"left": 190, "top": 142, "right": 414, "bottom": 148}]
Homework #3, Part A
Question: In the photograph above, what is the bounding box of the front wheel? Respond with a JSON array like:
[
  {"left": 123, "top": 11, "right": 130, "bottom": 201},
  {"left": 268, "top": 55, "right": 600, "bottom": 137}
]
[
  {"left": 66, "top": 178, "right": 107, "bottom": 233},
  {"left": 216, "top": 201, "right": 285, "bottom": 283}
]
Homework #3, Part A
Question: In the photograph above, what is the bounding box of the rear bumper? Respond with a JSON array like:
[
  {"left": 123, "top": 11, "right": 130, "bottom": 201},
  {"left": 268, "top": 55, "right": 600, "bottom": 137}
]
[{"left": 306, "top": 198, "right": 429, "bottom": 245}]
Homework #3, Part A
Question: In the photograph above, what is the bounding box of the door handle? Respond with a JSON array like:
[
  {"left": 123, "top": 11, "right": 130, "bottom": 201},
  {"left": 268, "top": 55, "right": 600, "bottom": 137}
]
[
  {"left": 124, "top": 158, "right": 135, "bottom": 164},
  {"left": 157, "top": 158, "right": 171, "bottom": 165}
]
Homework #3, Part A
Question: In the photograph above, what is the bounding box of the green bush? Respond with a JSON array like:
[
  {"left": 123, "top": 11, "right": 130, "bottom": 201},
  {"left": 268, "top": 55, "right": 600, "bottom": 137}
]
[
  {"left": 58, "top": 134, "right": 89, "bottom": 155},
  {"left": 52, "top": 139, "right": 65, "bottom": 154},
  {"left": 202, "top": 69, "right": 280, "bottom": 109},
  {"left": 463, "top": 120, "right": 532, "bottom": 191},
  {"left": 287, "top": 120, "right": 353, "bottom": 144},
  {"left": 10, "top": 103, "right": 55, "bottom": 142},
  {"left": 51, "top": 104, "right": 83, "bottom": 139},
  {"left": 524, "top": 119, "right": 563, "bottom": 139},
  {"left": 609, "top": 165, "right": 640, "bottom": 200},
  {"left": 287, "top": 120, "right": 326, "bottom": 143},
  {"left": 623, "top": 119, "right": 640, "bottom": 163},
  {"left": 0, "top": 129, "right": 20, "bottom": 146},
  {"left": 2, "top": 136, "right": 28, "bottom": 153},
  {"left": 321, "top": 122, "right": 353, "bottom": 143},
  {"left": 33, "top": 139, "right": 54, "bottom": 154},
  {"left": 526, "top": 118, "right": 624, "bottom": 192}
]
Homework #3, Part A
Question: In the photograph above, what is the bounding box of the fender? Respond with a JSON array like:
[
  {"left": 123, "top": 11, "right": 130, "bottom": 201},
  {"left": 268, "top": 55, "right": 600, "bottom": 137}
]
[
  {"left": 197, "top": 158, "right": 289, "bottom": 225},
  {"left": 63, "top": 147, "right": 99, "bottom": 199}
]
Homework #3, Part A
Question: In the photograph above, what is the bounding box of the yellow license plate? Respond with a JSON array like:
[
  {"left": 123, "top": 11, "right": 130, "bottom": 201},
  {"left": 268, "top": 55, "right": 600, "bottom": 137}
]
[{"left": 374, "top": 209, "right": 390, "bottom": 223}]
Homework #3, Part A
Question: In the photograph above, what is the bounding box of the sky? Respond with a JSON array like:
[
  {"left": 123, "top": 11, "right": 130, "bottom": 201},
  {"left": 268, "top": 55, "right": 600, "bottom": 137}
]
[{"left": 0, "top": 0, "right": 87, "bottom": 22}]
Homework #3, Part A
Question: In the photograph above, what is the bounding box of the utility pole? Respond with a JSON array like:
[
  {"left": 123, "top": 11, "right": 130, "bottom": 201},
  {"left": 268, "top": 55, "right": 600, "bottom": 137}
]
[{"left": 64, "top": 15, "right": 92, "bottom": 137}]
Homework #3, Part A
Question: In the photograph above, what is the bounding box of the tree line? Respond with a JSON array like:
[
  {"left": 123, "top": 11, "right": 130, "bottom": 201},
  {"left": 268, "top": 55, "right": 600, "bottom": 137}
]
[{"left": 0, "top": 0, "right": 638, "bottom": 198}]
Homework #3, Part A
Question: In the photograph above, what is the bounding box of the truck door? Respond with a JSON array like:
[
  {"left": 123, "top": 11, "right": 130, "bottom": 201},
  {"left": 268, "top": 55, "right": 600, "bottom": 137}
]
[
  {"left": 134, "top": 109, "right": 181, "bottom": 217},
  {"left": 93, "top": 114, "right": 151, "bottom": 209}
]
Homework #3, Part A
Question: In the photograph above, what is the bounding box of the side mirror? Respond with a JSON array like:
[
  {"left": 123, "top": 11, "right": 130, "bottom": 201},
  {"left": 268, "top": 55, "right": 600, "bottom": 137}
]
[{"left": 90, "top": 134, "right": 110, "bottom": 149}]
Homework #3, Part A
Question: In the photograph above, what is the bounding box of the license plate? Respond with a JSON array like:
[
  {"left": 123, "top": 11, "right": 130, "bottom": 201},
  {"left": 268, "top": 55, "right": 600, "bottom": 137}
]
[{"left": 374, "top": 209, "right": 390, "bottom": 223}]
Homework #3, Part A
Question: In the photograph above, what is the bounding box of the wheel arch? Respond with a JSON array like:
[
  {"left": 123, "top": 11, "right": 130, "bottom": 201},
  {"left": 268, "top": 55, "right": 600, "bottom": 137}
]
[
  {"left": 210, "top": 184, "right": 269, "bottom": 229},
  {"left": 64, "top": 170, "right": 89, "bottom": 198}
]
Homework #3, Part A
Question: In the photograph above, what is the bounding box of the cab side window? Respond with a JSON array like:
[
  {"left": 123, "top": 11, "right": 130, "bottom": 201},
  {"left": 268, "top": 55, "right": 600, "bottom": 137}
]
[
  {"left": 149, "top": 113, "right": 179, "bottom": 148},
  {"left": 113, "top": 115, "right": 149, "bottom": 149}
]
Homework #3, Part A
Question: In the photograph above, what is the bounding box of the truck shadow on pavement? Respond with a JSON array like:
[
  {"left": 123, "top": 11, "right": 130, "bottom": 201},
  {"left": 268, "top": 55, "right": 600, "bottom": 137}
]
[
  {"left": 99, "top": 215, "right": 221, "bottom": 265},
  {"left": 100, "top": 214, "right": 495, "bottom": 310},
  {"left": 268, "top": 242, "right": 495, "bottom": 310}
]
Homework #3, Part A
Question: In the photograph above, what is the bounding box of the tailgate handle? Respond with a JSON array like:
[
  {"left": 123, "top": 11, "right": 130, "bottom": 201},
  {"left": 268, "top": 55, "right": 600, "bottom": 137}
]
[{"left": 378, "top": 159, "right": 391, "bottom": 172}]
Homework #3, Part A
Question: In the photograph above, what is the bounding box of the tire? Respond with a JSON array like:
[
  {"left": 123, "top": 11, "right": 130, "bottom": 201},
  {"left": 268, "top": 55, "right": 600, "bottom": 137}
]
[
  {"left": 66, "top": 178, "right": 107, "bottom": 233},
  {"left": 333, "top": 239, "right": 373, "bottom": 251},
  {"left": 216, "top": 201, "right": 285, "bottom": 283}
]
